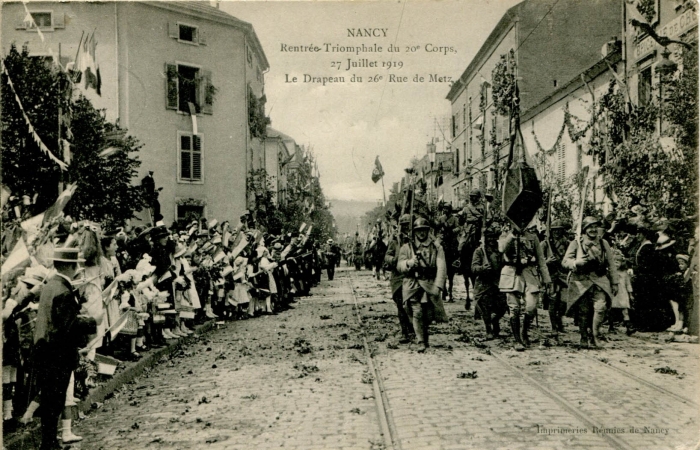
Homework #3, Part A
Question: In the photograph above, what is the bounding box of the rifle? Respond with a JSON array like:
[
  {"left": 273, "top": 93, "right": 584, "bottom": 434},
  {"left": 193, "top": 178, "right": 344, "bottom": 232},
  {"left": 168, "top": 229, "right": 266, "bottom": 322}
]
[
  {"left": 545, "top": 188, "right": 554, "bottom": 253},
  {"left": 575, "top": 166, "right": 591, "bottom": 260}
]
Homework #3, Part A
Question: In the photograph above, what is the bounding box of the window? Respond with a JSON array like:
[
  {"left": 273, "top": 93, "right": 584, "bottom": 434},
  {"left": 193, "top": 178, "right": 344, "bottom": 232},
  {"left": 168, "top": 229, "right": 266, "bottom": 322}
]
[
  {"left": 177, "top": 204, "right": 204, "bottom": 222},
  {"left": 638, "top": 67, "right": 652, "bottom": 105},
  {"left": 468, "top": 137, "right": 472, "bottom": 164},
  {"left": 178, "top": 133, "right": 203, "bottom": 183},
  {"left": 165, "top": 63, "right": 213, "bottom": 114},
  {"left": 168, "top": 21, "right": 206, "bottom": 45},
  {"left": 463, "top": 142, "right": 467, "bottom": 167},
  {"left": 18, "top": 11, "right": 64, "bottom": 31},
  {"left": 179, "top": 24, "right": 198, "bottom": 43},
  {"left": 462, "top": 103, "right": 466, "bottom": 127},
  {"left": 31, "top": 12, "right": 52, "bottom": 28},
  {"left": 451, "top": 115, "right": 456, "bottom": 138},
  {"left": 247, "top": 47, "right": 253, "bottom": 67}
]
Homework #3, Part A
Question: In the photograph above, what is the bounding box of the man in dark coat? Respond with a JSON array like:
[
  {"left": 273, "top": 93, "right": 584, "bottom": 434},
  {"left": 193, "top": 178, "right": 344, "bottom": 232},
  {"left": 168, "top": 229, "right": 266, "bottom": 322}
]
[
  {"left": 562, "top": 216, "right": 618, "bottom": 348},
  {"left": 384, "top": 215, "right": 414, "bottom": 343},
  {"left": 34, "top": 248, "right": 96, "bottom": 450}
]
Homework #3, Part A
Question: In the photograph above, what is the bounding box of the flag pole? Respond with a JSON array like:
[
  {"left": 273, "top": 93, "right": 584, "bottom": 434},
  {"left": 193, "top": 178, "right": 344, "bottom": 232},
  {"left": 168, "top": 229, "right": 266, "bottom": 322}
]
[{"left": 380, "top": 175, "right": 387, "bottom": 207}]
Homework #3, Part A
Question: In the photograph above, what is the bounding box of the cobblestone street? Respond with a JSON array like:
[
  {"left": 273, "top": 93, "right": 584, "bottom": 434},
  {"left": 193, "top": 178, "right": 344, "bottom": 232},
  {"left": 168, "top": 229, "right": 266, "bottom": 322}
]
[{"left": 70, "top": 267, "right": 698, "bottom": 450}]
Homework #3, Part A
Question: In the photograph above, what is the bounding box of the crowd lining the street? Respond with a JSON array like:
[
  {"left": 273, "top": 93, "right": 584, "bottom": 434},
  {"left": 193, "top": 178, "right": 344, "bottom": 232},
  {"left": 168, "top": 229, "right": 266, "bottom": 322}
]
[{"left": 1, "top": 208, "right": 340, "bottom": 450}]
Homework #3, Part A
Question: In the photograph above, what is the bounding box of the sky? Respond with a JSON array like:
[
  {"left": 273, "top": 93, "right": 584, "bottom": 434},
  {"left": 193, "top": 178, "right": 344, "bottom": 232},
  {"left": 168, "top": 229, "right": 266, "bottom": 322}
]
[{"left": 221, "top": 0, "right": 522, "bottom": 202}]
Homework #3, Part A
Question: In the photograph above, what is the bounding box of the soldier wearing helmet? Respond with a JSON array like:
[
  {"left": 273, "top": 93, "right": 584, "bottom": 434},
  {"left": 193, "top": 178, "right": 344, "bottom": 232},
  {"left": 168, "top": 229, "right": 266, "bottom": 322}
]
[
  {"left": 499, "top": 222, "right": 552, "bottom": 351},
  {"left": 435, "top": 203, "right": 461, "bottom": 303},
  {"left": 458, "top": 189, "right": 487, "bottom": 311},
  {"left": 471, "top": 222, "right": 507, "bottom": 339},
  {"left": 383, "top": 213, "right": 415, "bottom": 343},
  {"left": 397, "top": 217, "right": 448, "bottom": 352},
  {"left": 541, "top": 220, "right": 573, "bottom": 341},
  {"left": 562, "top": 216, "right": 619, "bottom": 349}
]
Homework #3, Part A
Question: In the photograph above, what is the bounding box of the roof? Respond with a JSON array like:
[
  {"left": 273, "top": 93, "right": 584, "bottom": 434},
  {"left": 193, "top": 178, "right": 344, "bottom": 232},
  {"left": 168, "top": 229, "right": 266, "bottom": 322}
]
[
  {"left": 145, "top": 1, "right": 269, "bottom": 71},
  {"left": 520, "top": 48, "right": 621, "bottom": 122},
  {"left": 446, "top": 2, "right": 522, "bottom": 101}
]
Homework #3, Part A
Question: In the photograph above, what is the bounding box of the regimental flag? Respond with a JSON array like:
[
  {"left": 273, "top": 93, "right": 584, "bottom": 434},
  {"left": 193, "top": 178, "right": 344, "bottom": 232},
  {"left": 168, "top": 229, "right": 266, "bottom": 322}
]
[{"left": 371, "top": 156, "right": 384, "bottom": 183}]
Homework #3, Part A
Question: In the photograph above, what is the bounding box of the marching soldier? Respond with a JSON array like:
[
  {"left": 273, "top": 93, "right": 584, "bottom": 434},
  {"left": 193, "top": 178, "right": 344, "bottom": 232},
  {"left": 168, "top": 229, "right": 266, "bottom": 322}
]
[
  {"left": 472, "top": 222, "right": 507, "bottom": 339},
  {"left": 397, "top": 218, "right": 447, "bottom": 353},
  {"left": 499, "top": 224, "right": 551, "bottom": 351},
  {"left": 541, "top": 220, "right": 572, "bottom": 341},
  {"left": 562, "top": 216, "right": 618, "bottom": 349},
  {"left": 459, "top": 189, "right": 486, "bottom": 310},
  {"left": 384, "top": 214, "right": 415, "bottom": 343}
]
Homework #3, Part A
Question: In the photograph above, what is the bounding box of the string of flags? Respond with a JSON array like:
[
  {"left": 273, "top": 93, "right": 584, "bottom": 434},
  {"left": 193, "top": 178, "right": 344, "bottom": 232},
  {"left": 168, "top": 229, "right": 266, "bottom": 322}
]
[{"left": 1, "top": 61, "right": 68, "bottom": 171}]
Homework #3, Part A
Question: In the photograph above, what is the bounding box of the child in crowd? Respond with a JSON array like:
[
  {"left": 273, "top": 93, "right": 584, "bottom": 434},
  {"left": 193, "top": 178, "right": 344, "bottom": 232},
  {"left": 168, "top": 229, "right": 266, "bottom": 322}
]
[
  {"left": 667, "top": 254, "right": 693, "bottom": 332},
  {"left": 610, "top": 253, "right": 635, "bottom": 336}
]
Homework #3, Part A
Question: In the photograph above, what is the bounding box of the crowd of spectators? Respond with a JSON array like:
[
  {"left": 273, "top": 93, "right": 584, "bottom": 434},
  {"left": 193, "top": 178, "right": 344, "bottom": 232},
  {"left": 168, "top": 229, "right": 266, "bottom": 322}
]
[{"left": 2, "top": 210, "right": 335, "bottom": 448}]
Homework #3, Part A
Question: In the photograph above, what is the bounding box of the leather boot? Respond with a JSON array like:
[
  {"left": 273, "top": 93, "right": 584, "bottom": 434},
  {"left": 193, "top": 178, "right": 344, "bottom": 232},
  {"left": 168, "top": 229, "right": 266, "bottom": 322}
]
[
  {"left": 549, "top": 307, "right": 559, "bottom": 334},
  {"left": 591, "top": 310, "right": 605, "bottom": 348},
  {"left": 492, "top": 316, "right": 501, "bottom": 338},
  {"left": 418, "top": 304, "right": 430, "bottom": 353},
  {"left": 578, "top": 317, "right": 589, "bottom": 349},
  {"left": 522, "top": 314, "right": 533, "bottom": 348},
  {"left": 624, "top": 320, "right": 636, "bottom": 336},
  {"left": 510, "top": 316, "right": 524, "bottom": 351}
]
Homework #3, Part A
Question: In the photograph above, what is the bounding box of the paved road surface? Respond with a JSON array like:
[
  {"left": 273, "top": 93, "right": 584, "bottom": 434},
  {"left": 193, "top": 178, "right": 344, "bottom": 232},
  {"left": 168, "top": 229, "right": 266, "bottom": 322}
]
[{"left": 72, "top": 267, "right": 699, "bottom": 450}]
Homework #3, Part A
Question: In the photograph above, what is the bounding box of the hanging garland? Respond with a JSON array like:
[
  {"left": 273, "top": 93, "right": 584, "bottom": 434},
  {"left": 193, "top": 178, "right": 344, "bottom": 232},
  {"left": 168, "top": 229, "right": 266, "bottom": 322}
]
[
  {"left": 1, "top": 61, "right": 68, "bottom": 170},
  {"left": 530, "top": 102, "right": 602, "bottom": 155}
]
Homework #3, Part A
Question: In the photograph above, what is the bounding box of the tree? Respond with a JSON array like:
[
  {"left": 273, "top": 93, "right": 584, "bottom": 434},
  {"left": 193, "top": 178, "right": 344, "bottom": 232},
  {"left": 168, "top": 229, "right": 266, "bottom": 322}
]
[
  {"left": 247, "top": 168, "right": 284, "bottom": 234},
  {"left": 1, "top": 44, "right": 147, "bottom": 228}
]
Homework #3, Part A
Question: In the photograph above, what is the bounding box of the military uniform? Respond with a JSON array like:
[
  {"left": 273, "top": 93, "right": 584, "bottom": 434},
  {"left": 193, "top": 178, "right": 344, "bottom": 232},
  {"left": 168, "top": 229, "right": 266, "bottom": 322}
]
[
  {"left": 384, "top": 218, "right": 414, "bottom": 342},
  {"left": 397, "top": 219, "right": 447, "bottom": 351},
  {"left": 541, "top": 222, "right": 571, "bottom": 336},
  {"left": 471, "top": 236, "right": 507, "bottom": 339},
  {"left": 562, "top": 217, "right": 618, "bottom": 348},
  {"left": 499, "top": 229, "right": 551, "bottom": 349}
]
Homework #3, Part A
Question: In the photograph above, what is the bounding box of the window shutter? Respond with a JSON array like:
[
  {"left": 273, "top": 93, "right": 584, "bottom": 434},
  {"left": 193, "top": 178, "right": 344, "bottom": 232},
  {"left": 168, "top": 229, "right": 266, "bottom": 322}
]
[
  {"left": 165, "top": 63, "right": 178, "bottom": 110},
  {"left": 192, "top": 135, "right": 202, "bottom": 180},
  {"left": 198, "top": 29, "right": 207, "bottom": 46},
  {"left": 53, "top": 13, "right": 65, "bottom": 29},
  {"left": 16, "top": 13, "right": 27, "bottom": 29},
  {"left": 180, "top": 135, "right": 191, "bottom": 180},
  {"left": 168, "top": 21, "right": 179, "bottom": 39},
  {"left": 200, "top": 70, "right": 213, "bottom": 115},
  {"left": 557, "top": 143, "right": 566, "bottom": 181}
]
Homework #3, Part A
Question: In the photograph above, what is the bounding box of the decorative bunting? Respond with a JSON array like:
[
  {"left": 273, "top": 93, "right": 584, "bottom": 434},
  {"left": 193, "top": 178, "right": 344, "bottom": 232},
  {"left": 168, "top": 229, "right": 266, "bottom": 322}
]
[{"left": 1, "top": 62, "right": 68, "bottom": 170}]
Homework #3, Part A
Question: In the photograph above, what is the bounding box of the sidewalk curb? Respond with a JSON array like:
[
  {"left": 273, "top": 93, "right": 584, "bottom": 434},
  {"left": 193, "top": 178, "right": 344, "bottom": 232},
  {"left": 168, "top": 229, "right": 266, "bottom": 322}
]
[{"left": 5, "top": 320, "right": 217, "bottom": 450}]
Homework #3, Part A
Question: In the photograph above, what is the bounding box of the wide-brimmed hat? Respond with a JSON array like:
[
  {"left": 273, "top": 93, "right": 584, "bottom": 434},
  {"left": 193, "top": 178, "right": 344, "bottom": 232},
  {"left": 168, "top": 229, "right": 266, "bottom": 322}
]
[
  {"left": 50, "top": 248, "right": 85, "bottom": 263},
  {"left": 655, "top": 232, "right": 676, "bottom": 251},
  {"left": 151, "top": 226, "right": 169, "bottom": 239},
  {"left": 21, "top": 265, "right": 50, "bottom": 286},
  {"left": 273, "top": 242, "right": 283, "bottom": 251}
]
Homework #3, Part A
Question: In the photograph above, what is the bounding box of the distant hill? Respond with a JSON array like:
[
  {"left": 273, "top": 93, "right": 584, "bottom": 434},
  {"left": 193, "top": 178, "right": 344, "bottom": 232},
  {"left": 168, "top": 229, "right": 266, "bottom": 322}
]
[{"left": 330, "top": 199, "right": 381, "bottom": 236}]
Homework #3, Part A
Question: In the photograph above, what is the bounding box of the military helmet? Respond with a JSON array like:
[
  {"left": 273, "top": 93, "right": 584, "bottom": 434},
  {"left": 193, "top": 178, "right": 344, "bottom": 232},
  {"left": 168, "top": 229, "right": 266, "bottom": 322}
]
[
  {"left": 550, "top": 220, "right": 571, "bottom": 230},
  {"left": 469, "top": 189, "right": 482, "bottom": 198},
  {"left": 399, "top": 214, "right": 412, "bottom": 225},
  {"left": 413, "top": 217, "right": 431, "bottom": 231},
  {"left": 581, "top": 216, "right": 601, "bottom": 232}
]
